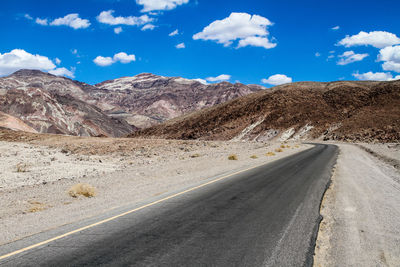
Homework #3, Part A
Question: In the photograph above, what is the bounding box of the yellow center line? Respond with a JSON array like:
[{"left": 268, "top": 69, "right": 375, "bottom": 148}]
[{"left": 0, "top": 161, "right": 268, "bottom": 261}]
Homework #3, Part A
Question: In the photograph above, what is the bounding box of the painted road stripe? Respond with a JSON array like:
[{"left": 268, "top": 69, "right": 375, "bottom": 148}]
[{"left": 0, "top": 160, "right": 271, "bottom": 261}]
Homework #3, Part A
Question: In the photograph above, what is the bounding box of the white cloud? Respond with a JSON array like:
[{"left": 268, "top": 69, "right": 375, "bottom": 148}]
[
  {"left": 24, "top": 14, "right": 33, "bottom": 20},
  {"left": 136, "top": 0, "right": 189, "bottom": 12},
  {"left": 237, "top": 36, "right": 276, "bottom": 49},
  {"left": 353, "top": 71, "right": 396, "bottom": 81},
  {"left": 55, "top": 58, "right": 61, "bottom": 65},
  {"left": 337, "top": 51, "right": 369, "bottom": 65},
  {"left": 49, "top": 67, "right": 75, "bottom": 78},
  {"left": 378, "top": 45, "right": 400, "bottom": 72},
  {"left": 206, "top": 74, "right": 231, "bottom": 82},
  {"left": 141, "top": 24, "right": 156, "bottom": 31},
  {"left": 193, "top": 78, "right": 208, "bottom": 85},
  {"left": 382, "top": 61, "right": 400, "bottom": 73},
  {"left": 94, "top": 52, "right": 136, "bottom": 66},
  {"left": 331, "top": 26, "right": 340, "bottom": 30},
  {"left": 35, "top": 18, "right": 48, "bottom": 26},
  {"left": 0, "top": 49, "right": 56, "bottom": 76},
  {"left": 93, "top": 56, "right": 114, "bottom": 66},
  {"left": 261, "top": 74, "right": 292, "bottom": 85},
  {"left": 193, "top": 12, "right": 276, "bottom": 50},
  {"left": 96, "top": 10, "right": 153, "bottom": 26},
  {"left": 169, "top": 29, "right": 179, "bottom": 36},
  {"left": 49, "top": 13, "right": 90, "bottom": 29},
  {"left": 114, "top": 27, "right": 123, "bottom": 34},
  {"left": 0, "top": 49, "right": 74, "bottom": 78},
  {"left": 113, "top": 52, "right": 136, "bottom": 63},
  {"left": 176, "top": 42, "right": 185, "bottom": 49},
  {"left": 315, "top": 52, "right": 321, "bottom": 57},
  {"left": 338, "top": 31, "right": 400, "bottom": 49}
]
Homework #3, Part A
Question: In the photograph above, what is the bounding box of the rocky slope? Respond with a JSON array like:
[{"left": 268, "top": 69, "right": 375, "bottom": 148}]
[
  {"left": 90, "top": 73, "right": 263, "bottom": 128},
  {"left": 130, "top": 80, "right": 400, "bottom": 143},
  {"left": 0, "top": 70, "right": 134, "bottom": 137}
]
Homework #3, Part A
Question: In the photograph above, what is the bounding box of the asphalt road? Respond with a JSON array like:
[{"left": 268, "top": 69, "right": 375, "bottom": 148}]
[{"left": 0, "top": 144, "right": 338, "bottom": 267}]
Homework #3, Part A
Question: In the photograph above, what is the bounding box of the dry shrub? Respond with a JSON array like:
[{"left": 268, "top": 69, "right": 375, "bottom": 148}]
[
  {"left": 250, "top": 155, "right": 258, "bottom": 159},
  {"left": 286, "top": 145, "right": 291, "bottom": 148},
  {"left": 266, "top": 152, "right": 276, "bottom": 156},
  {"left": 280, "top": 144, "right": 286, "bottom": 148},
  {"left": 190, "top": 153, "right": 201, "bottom": 158},
  {"left": 27, "top": 200, "right": 46, "bottom": 213},
  {"left": 68, "top": 183, "right": 96, "bottom": 198},
  {"left": 275, "top": 148, "right": 283, "bottom": 153},
  {"left": 16, "top": 162, "right": 28, "bottom": 173},
  {"left": 295, "top": 145, "right": 300, "bottom": 148},
  {"left": 228, "top": 154, "right": 238, "bottom": 160}
]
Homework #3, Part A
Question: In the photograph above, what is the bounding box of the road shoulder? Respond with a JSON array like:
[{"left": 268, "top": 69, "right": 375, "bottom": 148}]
[{"left": 314, "top": 143, "right": 400, "bottom": 266}]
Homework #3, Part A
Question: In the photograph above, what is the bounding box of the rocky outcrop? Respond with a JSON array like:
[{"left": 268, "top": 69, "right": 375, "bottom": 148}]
[
  {"left": 0, "top": 70, "right": 135, "bottom": 137},
  {"left": 130, "top": 80, "right": 400, "bottom": 143},
  {"left": 90, "top": 73, "right": 263, "bottom": 128}
]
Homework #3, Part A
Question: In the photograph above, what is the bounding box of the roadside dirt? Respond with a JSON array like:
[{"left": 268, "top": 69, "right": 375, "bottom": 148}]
[
  {"left": 314, "top": 144, "right": 400, "bottom": 266},
  {"left": 0, "top": 129, "right": 309, "bottom": 245}
]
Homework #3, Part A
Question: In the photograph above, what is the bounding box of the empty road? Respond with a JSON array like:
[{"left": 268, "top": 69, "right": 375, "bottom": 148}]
[{"left": 0, "top": 144, "right": 338, "bottom": 266}]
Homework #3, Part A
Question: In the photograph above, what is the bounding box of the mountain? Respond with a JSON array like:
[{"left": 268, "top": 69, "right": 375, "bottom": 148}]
[
  {"left": 0, "top": 70, "right": 135, "bottom": 137},
  {"left": 129, "top": 80, "right": 400, "bottom": 143},
  {"left": 89, "top": 73, "right": 264, "bottom": 128}
]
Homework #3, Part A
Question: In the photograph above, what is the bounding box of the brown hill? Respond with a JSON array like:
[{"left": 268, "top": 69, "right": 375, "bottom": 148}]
[
  {"left": 0, "top": 70, "right": 135, "bottom": 137},
  {"left": 129, "top": 80, "right": 400, "bottom": 143},
  {"left": 90, "top": 73, "right": 263, "bottom": 128}
]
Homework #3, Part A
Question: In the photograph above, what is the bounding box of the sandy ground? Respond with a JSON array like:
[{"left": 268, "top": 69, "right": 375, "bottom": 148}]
[
  {"left": 314, "top": 143, "right": 400, "bottom": 266},
  {"left": 0, "top": 131, "right": 309, "bottom": 245}
]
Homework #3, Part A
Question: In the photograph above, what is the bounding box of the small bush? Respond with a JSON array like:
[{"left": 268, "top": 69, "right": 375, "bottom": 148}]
[
  {"left": 275, "top": 148, "right": 283, "bottom": 153},
  {"left": 250, "top": 155, "right": 258, "bottom": 159},
  {"left": 16, "top": 162, "right": 28, "bottom": 173},
  {"left": 266, "top": 152, "right": 276, "bottom": 156},
  {"left": 27, "top": 200, "right": 46, "bottom": 213},
  {"left": 280, "top": 144, "right": 286, "bottom": 148},
  {"left": 68, "top": 183, "right": 96, "bottom": 198},
  {"left": 295, "top": 145, "right": 300, "bottom": 148},
  {"left": 228, "top": 154, "right": 238, "bottom": 160},
  {"left": 190, "top": 153, "right": 201, "bottom": 158},
  {"left": 286, "top": 145, "right": 291, "bottom": 148}
]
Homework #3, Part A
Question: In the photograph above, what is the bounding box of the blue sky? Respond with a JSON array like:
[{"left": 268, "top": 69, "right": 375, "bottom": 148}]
[{"left": 1, "top": 0, "right": 400, "bottom": 85}]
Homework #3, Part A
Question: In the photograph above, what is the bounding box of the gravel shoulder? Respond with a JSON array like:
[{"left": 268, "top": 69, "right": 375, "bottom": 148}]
[
  {"left": 314, "top": 143, "right": 400, "bottom": 266},
  {"left": 0, "top": 131, "right": 309, "bottom": 245}
]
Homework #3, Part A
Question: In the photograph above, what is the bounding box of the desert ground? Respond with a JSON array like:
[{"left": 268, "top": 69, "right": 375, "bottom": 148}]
[
  {"left": 0, "top": 129, "right": 309, "bottom": 245},
  {"left": 1, "top": 129, "right": 399, "bottom": 266}
]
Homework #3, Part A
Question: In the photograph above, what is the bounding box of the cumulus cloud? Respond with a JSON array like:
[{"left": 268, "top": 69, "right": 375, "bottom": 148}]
[
  {"left": 113, "top": 52, "right": 136, "bottom": 63},
  {"left": 49, "top": 67, "right": 75, "bottom": 78},
  {"left": 96, "top": 10, "right": 153, "bottom": 26},
  {"left": 193, "top": 12, "right": 276, "bottom": 50},
  {"left": 315, "top": 52, "right": 321, "bottom": 57},
  {"left": 0, "top": 49, "right": 55, "bottom": 76},
  {"left": 141, "top": 24, "right": 156, "bottom": 31},
  {"left": 35, "top": 18, "right": 48, "bottom": 26},
  {"left": 175, "top": 42, "right": 185, "bottom": 49},
  {"left": 55, "top": 58, "right": 61, "bottom": 65},
  {"left": 353, "top": 71, "right": 397, "bottom": 81},
  {"left": 337, "top": 51, "right": 369, "bottom": 65},
  {"left": 206, "top": 74, "right": 231, "bottom": 82},
  {"left": 114, "top": 27, "right": 123, "bottom": 34},
  {"left": 49, "top": 13, "right": 90, "bottom": 29},
  {"left": 193, "top": 78, "right": 208, "bottom": 85},
  {"left": 24, "top": 14, "right": 33, "bottom": 20},
  {"left": 136, "top": 0, "right": 189, "bottom": 12},
  {"left": 331, "top": 26, "right": 340, "bottom": 30},
  {"left": 93, "top": 52, "right": 136, "bottom": 66},
  {"left": 261, "top": 74, "right": 292, "bottom": 85},
  {"left": 0, "top": 49, "right": 74, "bottom": 78},
  {"left": 378, "top": 45, "right": 400, "bottom": 72},
  {"left": 338, "top": 31, "right": 400, "bottom": 49},
  {"left": 169, "top": 29, "right": 179, "bottom": 36}
]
